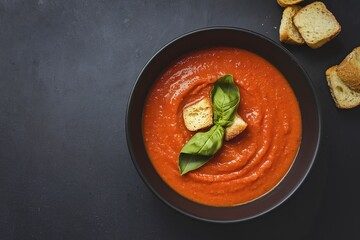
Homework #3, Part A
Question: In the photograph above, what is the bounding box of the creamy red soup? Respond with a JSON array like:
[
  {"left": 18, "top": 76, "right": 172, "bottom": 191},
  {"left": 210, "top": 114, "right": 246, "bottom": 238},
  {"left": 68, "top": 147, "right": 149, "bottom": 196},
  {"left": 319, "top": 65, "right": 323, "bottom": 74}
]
[{"left": 142, "top": 47, "right": 302, "bottom": 206}]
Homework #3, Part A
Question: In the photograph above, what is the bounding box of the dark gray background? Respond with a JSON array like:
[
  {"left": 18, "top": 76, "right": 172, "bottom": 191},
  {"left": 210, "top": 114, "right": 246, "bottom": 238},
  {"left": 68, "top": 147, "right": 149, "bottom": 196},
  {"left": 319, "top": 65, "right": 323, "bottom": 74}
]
[{"left": 1, "top": 0, "right": 359, "bottom": 239}]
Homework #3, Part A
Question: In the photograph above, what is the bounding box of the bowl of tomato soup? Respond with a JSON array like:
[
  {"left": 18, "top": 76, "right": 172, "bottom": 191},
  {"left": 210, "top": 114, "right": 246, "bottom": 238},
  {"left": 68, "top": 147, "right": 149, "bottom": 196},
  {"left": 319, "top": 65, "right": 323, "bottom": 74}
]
[{"left": 126, "top": 27, "right": 321, "bottom": 222}]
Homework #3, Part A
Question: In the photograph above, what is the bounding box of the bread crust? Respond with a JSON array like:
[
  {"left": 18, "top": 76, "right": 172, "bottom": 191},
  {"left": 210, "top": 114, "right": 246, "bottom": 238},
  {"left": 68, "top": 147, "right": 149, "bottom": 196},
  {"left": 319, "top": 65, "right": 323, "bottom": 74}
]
[
  {"left": 326, "top": 66, "right": 360, "bottom": 109},
  {"left": 326, "top": 66, "right": 342, "bottom": 108},
  {"left": 279, "top": 5, "right": 305, "bottom": 45},
  {"left": 277, "top": 0, "right": 304, "bottom": 7},
  {"left": 336, "top": 47, "right": 360, "bottom": 91}
]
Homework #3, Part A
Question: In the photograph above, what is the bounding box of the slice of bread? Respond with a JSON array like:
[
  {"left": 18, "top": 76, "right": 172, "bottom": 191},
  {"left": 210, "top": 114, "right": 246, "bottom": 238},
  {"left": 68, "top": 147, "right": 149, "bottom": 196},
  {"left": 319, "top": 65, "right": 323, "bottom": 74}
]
[
  {"left": 225, "top": 113, "right": 248, "bottom": 141},
  {"left": 183, "top": 98, "right": 213, "bottom": 131},
  {"left": 279, "top": 5, "right": 305, "bottom": 45},
  {"left": 336, "top": 47, "right": 360, "bottom": 91},
  {"left": 277, "top": 0, "right": 304, "bottom": 7},
  {"left": 293, "top": 1, "right": 341, "bottom": 49},
  {"left": 326, "top": 66, "right": 360, "bottom": 109}
]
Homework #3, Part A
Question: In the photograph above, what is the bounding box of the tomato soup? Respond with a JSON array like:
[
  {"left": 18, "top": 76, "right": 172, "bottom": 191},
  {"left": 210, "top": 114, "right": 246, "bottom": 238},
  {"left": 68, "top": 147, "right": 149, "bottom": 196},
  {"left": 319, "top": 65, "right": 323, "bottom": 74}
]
[{"left": 142, "top": 47, "right": 302, "bottom": 206}]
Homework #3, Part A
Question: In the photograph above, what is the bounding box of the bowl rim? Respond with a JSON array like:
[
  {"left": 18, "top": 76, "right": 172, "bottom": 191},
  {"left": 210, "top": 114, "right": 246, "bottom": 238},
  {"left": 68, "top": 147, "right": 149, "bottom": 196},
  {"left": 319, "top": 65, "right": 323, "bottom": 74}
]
[{"left": 126, "top": 26, "right": 322, "bottom": 223}]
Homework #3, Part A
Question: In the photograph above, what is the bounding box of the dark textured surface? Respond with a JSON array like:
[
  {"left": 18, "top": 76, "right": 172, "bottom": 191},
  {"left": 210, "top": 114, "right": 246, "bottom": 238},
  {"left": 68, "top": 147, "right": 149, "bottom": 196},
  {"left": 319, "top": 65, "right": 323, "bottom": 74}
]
[{"left": 0, "top": 0, "right": 359, "bottom": 239}]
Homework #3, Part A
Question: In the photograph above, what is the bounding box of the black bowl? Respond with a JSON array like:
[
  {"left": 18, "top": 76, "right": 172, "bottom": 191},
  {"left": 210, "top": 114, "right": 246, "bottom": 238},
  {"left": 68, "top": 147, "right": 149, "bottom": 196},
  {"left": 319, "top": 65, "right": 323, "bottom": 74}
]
[{"left": 126, "top": 27, "right": 321, "bottom": 223}]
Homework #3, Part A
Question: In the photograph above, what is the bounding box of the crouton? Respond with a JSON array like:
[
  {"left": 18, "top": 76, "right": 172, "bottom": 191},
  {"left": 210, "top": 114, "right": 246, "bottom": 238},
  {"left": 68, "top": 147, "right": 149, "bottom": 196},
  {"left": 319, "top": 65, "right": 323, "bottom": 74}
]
[
  {"left": 183, "top": 98, "right": 247, "bottom": 138},
  {"left": 225, "top": 113, "right": 248, "bottom": 141},
  {"left": 183, "top": 98, "right": 213, "bottom": 131},
  {"left": 277, "top": 0, "right": 304, "bottom": 8},
  {"left": 293, "top": 1, "right": 341, "bottom": 49},
  {"left": 326, "top": 66, "right": 360, "bottom": 109},
  {"left": 279, "top": 5, "right": 305, "bottom": 45},
  {"left": 336, "top": 47, "right": 360, "bottom": 91}
]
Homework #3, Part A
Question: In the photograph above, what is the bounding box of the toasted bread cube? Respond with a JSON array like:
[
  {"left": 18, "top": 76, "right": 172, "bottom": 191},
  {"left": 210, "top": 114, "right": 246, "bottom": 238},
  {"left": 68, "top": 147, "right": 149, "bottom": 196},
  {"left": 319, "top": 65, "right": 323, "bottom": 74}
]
[
  {"left": 183, "top": 98, "right": 213, "bottom": 131},
  {"left": 326, "top": 66, "right": 360, "bottom": 109},
  {"left": 279, "top": 5, "right": 305, "bottom": 45},
  {"left": 225, "top": 113, "right": 248, "bottom": 141},
  {"left": 293, "top": 1, "right": 341, "bottom": 49}
]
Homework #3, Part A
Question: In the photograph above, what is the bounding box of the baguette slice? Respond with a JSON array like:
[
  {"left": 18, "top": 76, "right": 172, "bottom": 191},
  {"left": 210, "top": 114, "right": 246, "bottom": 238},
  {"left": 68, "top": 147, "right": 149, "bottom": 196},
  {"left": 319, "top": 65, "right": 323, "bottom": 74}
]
[
  {"left": 183, "top": 98, "right": 213, "bottom": 131},
  {"left": 336, "top": 47, "right": 360, "bottom": 91},
  {"left": 293, "top": 1, "right": 341, "bottom": 49},
  {"left": 279, "top": 5, "right": 305, "bottom": 45},
  {"left": 326, "top": 66, "right": 360, "bottom": 109},
  {"left": 277, "top": 0, "right": 304, "bottom": 7},
  {"left": 225, "top": 113, "right": 247, "bottom": 141}
]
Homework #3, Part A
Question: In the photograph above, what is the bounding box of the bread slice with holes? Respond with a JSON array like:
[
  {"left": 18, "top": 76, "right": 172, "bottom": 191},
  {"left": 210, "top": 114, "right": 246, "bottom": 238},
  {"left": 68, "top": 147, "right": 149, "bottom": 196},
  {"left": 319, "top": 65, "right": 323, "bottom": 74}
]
[
  {"left": 225, "top": 113, "right": 248, "bottom": 141},
  {"left": 277, "top": 0, "right": 304, "bottom": 7},
  {"left": 293, "top": 1, "right": 341, "bottom": 49},
  {"left": 336, "top": 47, "right": 360, "bottom": 91},
  {"left": 279, "top": 5, "right": 305, "bottom": 45},
  {"left": 183, "top": 98, "right": 213, "bottom": 131},
  {"left": 326, "top": 66, "right": 360, "bottom": 109}
]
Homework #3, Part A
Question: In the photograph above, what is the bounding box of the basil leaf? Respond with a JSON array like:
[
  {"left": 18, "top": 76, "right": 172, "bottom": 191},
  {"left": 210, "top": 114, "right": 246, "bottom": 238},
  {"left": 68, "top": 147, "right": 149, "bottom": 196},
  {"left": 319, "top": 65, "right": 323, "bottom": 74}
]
[
  {"left": 178, "top": 154, "right": 212, "bottom": 176},
  {"left": 178, "top": 74, "right": 241, "bottom": 175},
  {"left": 211, "top": 74, "right": 240, "bottom": 128},
  {"left": 179, "top": 125, "right": 224, "bottom": 175}
]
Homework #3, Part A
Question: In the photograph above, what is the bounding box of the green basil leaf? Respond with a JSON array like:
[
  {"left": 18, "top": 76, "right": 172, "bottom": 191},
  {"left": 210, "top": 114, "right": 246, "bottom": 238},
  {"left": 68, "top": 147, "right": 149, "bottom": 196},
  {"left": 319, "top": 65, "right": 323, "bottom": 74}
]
[
  {"left": 211, "top": 74, "right": 240, "bottom": 128},
  {"left": 178, "top": 74, "right": 241, "bottom": 175},
  {"left": 178, "top": 154, "right": 212, "bottom": 176},
  {"left": 179, "top": 125, "right": 224, "bottom": 175}
]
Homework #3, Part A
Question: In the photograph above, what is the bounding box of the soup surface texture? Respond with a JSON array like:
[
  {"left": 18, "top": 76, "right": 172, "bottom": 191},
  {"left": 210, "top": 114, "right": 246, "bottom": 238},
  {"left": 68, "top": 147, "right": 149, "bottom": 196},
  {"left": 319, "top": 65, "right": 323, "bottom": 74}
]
[{"left": 143, "top": 47, "right": 302, "bottom": 206}]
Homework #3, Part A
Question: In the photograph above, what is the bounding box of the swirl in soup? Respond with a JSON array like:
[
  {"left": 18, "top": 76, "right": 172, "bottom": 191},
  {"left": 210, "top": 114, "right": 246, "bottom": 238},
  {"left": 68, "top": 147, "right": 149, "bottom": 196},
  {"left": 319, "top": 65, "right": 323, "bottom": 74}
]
[{"left": 143, "top": 47, "right": 302, "bottom": 206}]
